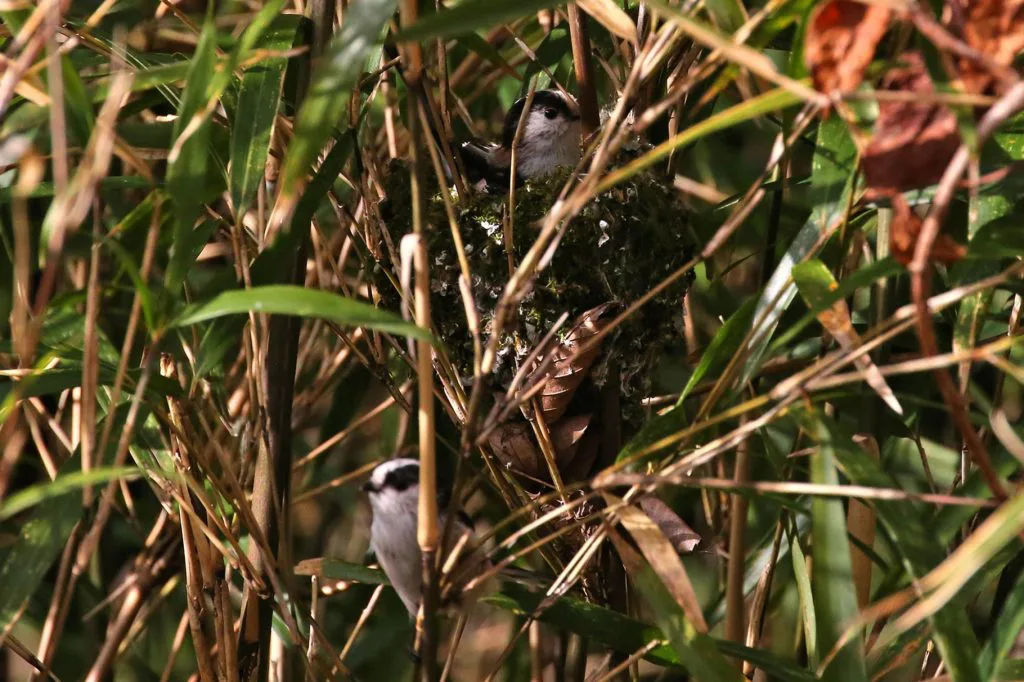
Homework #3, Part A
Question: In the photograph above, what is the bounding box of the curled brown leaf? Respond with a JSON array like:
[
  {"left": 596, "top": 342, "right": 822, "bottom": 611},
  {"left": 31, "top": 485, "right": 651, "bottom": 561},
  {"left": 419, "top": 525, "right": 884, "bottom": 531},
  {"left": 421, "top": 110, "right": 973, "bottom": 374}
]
[
  {"left": 530, "top": 305, "right": 610, "bottom": 424},
  {"left": 487, "top": 414, "right": 593, "bottom": 482},
  {"left": 637, "top": 496, "right": 701, "bottom": 553},
  {"left": 805, "top": 0, "right": 892, "bottom": 94}
]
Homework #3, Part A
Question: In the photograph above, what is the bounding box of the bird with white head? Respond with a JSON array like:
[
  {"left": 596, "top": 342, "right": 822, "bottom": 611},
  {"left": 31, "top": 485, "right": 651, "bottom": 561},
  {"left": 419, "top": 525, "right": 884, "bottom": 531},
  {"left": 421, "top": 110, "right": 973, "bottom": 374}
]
[{"left": 361, "top": 458, "right": 483, "bottom": 615}]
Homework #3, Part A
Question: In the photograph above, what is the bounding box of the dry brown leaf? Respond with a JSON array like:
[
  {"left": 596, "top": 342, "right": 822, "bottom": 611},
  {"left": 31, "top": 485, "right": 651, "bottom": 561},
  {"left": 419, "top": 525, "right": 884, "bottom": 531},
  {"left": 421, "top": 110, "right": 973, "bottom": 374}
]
[
  {"left": 889, "top": 193, "right": 966, "bottom": 265},
  {"left": 816, "top": 292, "right": 904, "bottom": 415},
  {"left": 637, "top": 496, "right": 701, "bottom": 553},
  {"left": 862, "top": 51, "right": 961, "bottom": 195},
  {"left": 605, "top": 493, "right": 708, "bottom": 631},
  {"left": 958, "top": 0, "right": 1024, "bottom": 94},
  {"left": 805, "top": 0, "right": 892, "bottom": 94},
  {"left": 530, "top": 305, "right": 609, "bottom": 423},
  {"left": 487, "top": 414, "right": 592, "bottom": 481}
]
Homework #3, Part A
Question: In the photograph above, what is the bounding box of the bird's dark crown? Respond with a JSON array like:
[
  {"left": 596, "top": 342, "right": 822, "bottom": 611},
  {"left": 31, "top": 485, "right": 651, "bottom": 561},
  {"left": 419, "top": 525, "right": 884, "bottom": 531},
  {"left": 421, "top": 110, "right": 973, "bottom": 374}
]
[
  {"left": 501, "top": 90, "right": 579, "bottom": 148},
  {"left": 362, "top": 461, "right": 419, "bottom": 493}
]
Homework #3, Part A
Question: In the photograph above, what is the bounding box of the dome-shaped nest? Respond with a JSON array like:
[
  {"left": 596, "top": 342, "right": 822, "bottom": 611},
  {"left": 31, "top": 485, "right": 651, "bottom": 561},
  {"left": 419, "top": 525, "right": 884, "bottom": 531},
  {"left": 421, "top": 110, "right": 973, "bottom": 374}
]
[{"left": 378, "top": 157, "right": 694, "bottom": 425}]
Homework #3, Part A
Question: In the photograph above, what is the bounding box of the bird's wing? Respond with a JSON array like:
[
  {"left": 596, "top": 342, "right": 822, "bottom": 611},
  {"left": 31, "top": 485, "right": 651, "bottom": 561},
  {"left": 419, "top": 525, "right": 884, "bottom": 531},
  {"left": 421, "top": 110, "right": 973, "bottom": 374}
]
[{"left": 457, "top": 141, "right": 511, "bottom": 192}]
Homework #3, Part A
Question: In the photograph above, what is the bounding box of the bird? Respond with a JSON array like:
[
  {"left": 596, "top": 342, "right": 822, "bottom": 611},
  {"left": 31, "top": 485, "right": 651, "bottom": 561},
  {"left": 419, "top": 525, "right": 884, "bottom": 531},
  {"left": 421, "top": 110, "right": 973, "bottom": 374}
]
[
  {"left": 446, "top": 89, "right": 583, "bottom": 193},
  {"left": 361, "top": 458, "right": 486, "bottom": 616}
]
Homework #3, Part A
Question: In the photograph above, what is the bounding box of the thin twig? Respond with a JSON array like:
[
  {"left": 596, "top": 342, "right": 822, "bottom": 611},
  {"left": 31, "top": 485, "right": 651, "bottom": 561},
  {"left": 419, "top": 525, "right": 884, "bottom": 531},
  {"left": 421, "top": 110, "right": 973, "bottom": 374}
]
[{"left": 909, "top": 81, "right": 1024, "bottom": 502}]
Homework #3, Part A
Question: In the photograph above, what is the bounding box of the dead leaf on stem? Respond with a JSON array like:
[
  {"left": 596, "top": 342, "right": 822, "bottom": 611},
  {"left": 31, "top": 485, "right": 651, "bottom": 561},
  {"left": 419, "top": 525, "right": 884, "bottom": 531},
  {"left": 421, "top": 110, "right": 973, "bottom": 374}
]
[
  {"left": 862, "top": 52, "right": 962, "bottom": 195},
  {"left": 530, "top": 304, "right": 610, "bottom": 424},
  {"left": 889, "top": 193, "right": 966, "bottom": 265},
  {"left": 805, "top": 0, "right": 893, "bottom": 94},
  {"left": 487, "top": 414, "right": 594, "bottom": 482}
]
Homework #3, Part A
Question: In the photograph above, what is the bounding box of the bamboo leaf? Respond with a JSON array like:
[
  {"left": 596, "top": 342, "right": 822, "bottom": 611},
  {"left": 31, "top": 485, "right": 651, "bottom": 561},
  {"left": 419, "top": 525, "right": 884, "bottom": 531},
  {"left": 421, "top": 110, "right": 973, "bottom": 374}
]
[
  {"left": 487, "top": 582, "right": 815, "bottom": 680},
  {"left": 229, "top": 9, "right": 296, "bottom": 216},
  {"left": 165, "top": 18, "right": 219, "bottom": 292},
  {"left": 170, "top": 285, "right": 432, "bottom": 342},
  {"left": 294, "top": 558, "right": 389, "bottom": 584},
  {"left": 0, "top": 467, "right": 141, "bottom": 522},
  {"left": 0, "top": 493, "right": 80, "bottom": 630},
  {"left": 807, "top": 414, "right": 868, "bottom": 682},
  {"left": 277, "top": 0, "right": 396, "bottom": 200}
]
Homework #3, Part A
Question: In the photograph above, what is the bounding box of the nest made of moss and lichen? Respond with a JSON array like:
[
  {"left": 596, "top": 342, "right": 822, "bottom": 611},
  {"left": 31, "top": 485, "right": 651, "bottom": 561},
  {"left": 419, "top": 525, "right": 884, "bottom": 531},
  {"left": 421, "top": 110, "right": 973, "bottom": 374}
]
[{"left": 378, "top": 157, "right": 694, "bottom": 424}]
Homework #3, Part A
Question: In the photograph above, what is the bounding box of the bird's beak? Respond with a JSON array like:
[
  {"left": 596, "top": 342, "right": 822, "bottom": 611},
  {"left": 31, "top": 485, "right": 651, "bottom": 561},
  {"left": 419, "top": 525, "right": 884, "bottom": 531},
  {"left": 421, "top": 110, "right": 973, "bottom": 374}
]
[{"left": 361, "top": 481, "right": 375, "bottom": 493}]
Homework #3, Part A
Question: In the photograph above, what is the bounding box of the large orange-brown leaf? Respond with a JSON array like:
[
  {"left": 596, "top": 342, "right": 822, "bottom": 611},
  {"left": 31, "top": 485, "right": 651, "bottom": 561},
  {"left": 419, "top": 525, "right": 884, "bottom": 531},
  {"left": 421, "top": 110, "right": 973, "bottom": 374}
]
[
  {"left": 805, "top": 0, "right": 892, "bottom": 94},
  {"left": 862, "top": 51, "right": 961, "bottom": 195},
  {"left": 958, "top": 0, "right": 1024, "bottom": 94}
]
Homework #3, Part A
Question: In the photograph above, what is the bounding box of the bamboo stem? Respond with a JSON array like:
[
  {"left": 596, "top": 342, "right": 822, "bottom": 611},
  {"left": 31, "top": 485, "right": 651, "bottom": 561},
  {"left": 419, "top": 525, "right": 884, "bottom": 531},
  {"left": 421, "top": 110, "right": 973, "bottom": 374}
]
[{"left": 567, "top": 3, "right": 600, "bottom": 137}]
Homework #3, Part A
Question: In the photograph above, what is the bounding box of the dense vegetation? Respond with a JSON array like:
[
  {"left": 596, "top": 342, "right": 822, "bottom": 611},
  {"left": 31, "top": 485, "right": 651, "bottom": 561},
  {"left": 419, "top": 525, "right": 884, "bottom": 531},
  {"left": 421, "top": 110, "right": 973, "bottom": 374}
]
[{"left": 2, "top": 0, "right": 1024, "bottom": 680}]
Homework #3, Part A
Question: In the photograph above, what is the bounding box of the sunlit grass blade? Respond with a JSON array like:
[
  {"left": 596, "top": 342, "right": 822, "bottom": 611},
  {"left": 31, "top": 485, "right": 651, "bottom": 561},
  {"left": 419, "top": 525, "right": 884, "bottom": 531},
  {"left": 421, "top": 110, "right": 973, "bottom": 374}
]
[
  {"left": 170, "top": 285, "right": 433, "bottom": 341},
  {"left": 275, "top": 0, "right": 396, "bottom": 204},
  {"left": 792, "top": 259, "right": 903, "bottom": 415},
  {"left": 806, "top": 414, "right": 868, "bottom": 682},
  {"left": 165, "top": 17, "right": 219, "bottom": 292},
  {"left": 595, "top": 88, "right": 802, "bottom": 193}
]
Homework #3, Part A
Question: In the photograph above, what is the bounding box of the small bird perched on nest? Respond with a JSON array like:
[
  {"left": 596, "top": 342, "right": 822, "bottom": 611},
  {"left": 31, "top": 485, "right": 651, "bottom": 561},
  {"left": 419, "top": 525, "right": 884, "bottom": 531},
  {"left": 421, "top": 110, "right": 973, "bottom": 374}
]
[
  {"left": 362, "top": 458, "right": 486, "bottom": 615},
  {"left": 452, "top": 89, "right": 583, "bottom": 192}
]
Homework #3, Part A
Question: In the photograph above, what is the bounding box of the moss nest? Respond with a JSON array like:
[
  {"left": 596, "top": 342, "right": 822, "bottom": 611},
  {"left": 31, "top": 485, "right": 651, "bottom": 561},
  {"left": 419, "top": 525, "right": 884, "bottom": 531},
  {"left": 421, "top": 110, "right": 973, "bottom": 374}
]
[{"left": 378, "top": 156, "right": 694, "bottom": 424}]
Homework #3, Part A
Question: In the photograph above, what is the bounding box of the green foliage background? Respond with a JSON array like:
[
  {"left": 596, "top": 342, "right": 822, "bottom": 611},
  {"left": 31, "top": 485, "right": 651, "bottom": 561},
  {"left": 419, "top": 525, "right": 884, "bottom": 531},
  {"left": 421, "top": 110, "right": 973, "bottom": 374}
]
[{"left": 2, "top": 0, "right": 1024, "bottom": 680}]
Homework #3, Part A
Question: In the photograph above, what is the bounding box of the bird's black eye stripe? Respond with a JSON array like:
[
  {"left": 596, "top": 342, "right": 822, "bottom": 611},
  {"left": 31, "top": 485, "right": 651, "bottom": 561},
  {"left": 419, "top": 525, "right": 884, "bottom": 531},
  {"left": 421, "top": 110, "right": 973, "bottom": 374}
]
[
  {"left": 382, "top": 463, "right": 419, "bottom": 492},
  {"left": 543, "top": 108, "right": 558, "bottom": 120},
  {"left": 501, "top": 89, "right": 575, "bottom": 147}
]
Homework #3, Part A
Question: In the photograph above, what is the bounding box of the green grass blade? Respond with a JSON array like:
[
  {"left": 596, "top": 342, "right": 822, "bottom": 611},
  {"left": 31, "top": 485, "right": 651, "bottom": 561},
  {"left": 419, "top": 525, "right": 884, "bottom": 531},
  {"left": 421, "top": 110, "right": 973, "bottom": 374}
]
[
  {"left": 0, "top": 493, "right": 81, "bottom": 630},
  {"left": 737, "top": 116, "right": 857, "bottom": 387},
  {"left": 807, "top": 414, "right": 868, "bottom": 682},
  {"left": 165, "top": 18, "right": 219, "bottom": 292},
  {"left": 277, "top": 0, "right": 396, "bottom": 200},
  {"left": 170, "top": 285, "right": 432, "bottom": 342},
  {"left": 0, "top": 467, "right": 141, "bottom": 522}
]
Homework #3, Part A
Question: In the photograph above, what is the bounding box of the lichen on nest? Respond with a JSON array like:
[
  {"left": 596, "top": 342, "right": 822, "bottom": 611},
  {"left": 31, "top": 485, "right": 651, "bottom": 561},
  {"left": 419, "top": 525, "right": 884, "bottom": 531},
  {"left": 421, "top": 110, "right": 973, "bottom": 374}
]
[{"left": 377, "top": 156, "right": 694, "bottom": 424}]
